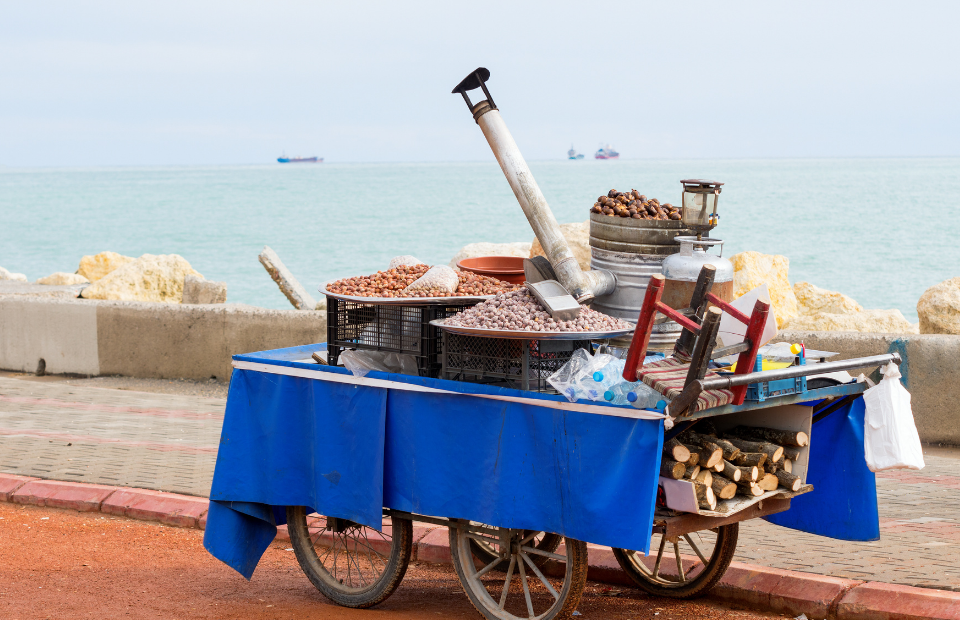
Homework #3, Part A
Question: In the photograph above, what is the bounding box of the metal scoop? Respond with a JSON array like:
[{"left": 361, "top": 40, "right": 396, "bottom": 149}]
[{"left": 526, "top": 280, "right": 581, "bottom": 321}]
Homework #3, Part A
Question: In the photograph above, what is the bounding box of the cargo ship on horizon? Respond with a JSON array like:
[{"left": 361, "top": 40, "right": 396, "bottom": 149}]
[
  {"left": 277, "top": 154, "right": 322, "bottom": 163},
  {"left": 594, "top": 145, "right": 619, "bottom": 160}
]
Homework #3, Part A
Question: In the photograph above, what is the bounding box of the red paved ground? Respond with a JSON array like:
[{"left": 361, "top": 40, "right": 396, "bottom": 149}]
[{"left": 0, "top": 502, "right": 787, "bottom": 620}]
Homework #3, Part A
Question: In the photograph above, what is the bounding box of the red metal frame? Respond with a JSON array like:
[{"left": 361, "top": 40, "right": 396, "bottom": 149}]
[{"left": 623, "top": 277, "right": 772, "bottom": 407}]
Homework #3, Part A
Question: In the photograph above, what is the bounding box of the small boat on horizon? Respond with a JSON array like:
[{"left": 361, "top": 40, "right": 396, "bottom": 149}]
[
  {"left": 278, "top": 154, "right": 322, "bottom": 163},
  {"left": 567, "top": 145, "right": 585, "bottom": 160},
  {"left": 595, "top": 145, "right": 619, "bottom": 160}
]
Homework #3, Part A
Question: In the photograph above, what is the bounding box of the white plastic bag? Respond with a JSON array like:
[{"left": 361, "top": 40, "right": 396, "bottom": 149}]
[
  {"left": 402, "top": 265, "right": 459, "bottom": 296},
  {"left": 389, "top": 255, "right": 423, "bottom": 269},
  {"left": 340, "top": 350, "right": 419, "bottom": 377},
  {"left": 862, "top": 362, "right": 924, "bottom": 472}
]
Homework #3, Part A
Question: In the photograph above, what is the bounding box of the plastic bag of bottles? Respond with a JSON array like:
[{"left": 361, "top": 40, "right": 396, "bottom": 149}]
[{"left": 549, "top": 349, "right": 626, "bottom": 402}]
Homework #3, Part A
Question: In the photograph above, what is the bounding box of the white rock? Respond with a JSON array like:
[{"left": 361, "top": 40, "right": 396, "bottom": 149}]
[
  {"left": 794, "top": 281, "right": 863, "bottom": 316},
  {"left": 917, "top": 277, "right": 960, "bottom": 335},
  {"left": 530, "top": 220, "right": 591, "bottom": 272},
  {"left": 0, "top": 266, "right": 28, "bottom": 282},
  {"left": 77, "top": 251, "right": 135, "bottom": 282},
  {"left": 79, "top": 254, "right": 203, "bottom": 303},
  {"left": 449, "top": 242, "right": 532, "bottom": 270},
  {"left": 181, "top": 275, "right": 227, "bottom": 304},
  {"left": 784, "top": 309, "right": 918, "bottom": 334},
  {"left": 730, "top": 252, "right": 799, "bottom": 329},
  {"left": 36, "top": 272, "right": 90, "bottom": 286}
]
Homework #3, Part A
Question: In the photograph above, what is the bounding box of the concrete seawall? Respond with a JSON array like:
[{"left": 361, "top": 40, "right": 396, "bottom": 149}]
[
  {"left": 777, "top": 330, "right": 960, "bottom": 445},
  {"left": 1, "top": 296, "right": 957, "bottom": 444},
  {"left": 0, "top": 297, "right": 326, "bottom": 381}
]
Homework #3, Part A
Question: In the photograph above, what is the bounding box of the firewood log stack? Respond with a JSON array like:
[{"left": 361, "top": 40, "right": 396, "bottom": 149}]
[{"left": 661, "top": 423, "right": 808, "bottom": 504}]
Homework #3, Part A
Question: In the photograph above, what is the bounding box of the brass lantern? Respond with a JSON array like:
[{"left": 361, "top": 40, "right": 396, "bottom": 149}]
[{"left": 680, "top": 179, "right": 724, "bottom": 238}]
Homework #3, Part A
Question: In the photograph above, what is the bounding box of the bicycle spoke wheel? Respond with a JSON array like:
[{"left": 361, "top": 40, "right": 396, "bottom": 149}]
[
  {"left": 613, "top": 523, "right": 738, "bottom": 599},
  {"left": 449, "top": 521, "right": 587, "bottom": 620},
  {"left": 286, "top": 506, "right": 412, "bottom": 608}
]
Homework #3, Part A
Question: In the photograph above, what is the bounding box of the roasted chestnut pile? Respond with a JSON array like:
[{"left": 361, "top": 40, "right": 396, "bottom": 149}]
[
  {"left": 590, "top": 189, "right": 682, "bottom": 220},
  {"left": 444, "top": 288, "right": 631, "bottom": 333},
  {"left": 327, "top": 264, "right": 518, "bottom": 298}
]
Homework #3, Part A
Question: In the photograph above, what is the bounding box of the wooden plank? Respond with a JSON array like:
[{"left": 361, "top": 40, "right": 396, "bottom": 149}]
[{"left": 657, "top": 497, "right": 792, "bottom": 538}]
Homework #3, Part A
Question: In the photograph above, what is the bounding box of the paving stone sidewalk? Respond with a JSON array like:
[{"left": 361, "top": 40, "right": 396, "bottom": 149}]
[{"left": 1, "top": 375, "right": 957, "bottom": 591}]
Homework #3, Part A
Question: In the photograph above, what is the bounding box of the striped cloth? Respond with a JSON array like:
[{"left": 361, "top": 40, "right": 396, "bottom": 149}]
[{"left": 638, "top": 357, "right": 734, "bottom": 413}]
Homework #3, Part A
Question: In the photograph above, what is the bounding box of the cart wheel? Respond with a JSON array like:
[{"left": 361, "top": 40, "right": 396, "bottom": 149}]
[
  {"left": 612, "top": 523, "right": 738, "bottom": 599},
  {"left": 467, "top": 523, "right": 563, "bottom": 571},
  {"left": 286, "top": 506, "right": 412, "bottom": 608},
  {"left": 449, "top": 521, "right": 588, "bottom": 620}
]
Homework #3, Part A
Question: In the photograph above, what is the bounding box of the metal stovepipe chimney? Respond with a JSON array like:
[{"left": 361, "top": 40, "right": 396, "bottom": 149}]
[{"left": 452, "top": 68, "right": 616, "bottom": 304}]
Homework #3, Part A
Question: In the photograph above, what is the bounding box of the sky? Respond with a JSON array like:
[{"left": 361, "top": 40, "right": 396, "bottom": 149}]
[{"left": 2, "top": 1, "right": 958, "bottom": 166}]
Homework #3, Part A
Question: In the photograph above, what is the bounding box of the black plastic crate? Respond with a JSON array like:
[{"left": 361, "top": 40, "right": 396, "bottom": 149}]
[
  {"left": 326, "top": 297, "right": 475, "bottom": 377},
  {"left": 441, "top": 332, "right": 592, "bottom": 393}
]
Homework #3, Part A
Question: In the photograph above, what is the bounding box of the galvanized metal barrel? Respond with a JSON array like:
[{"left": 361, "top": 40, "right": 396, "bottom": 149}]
[{"left": 589, "top": 213, "right": 693, "bottom": 350}]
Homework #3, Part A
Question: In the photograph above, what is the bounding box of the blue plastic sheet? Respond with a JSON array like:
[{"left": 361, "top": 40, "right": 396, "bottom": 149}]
[
  {"left": 764, "top": 397, "right": 879, "bottom": 541},
  {"left": 203, "top": 344, "right": 880, "bottom": 579},
  {"left": 203, "top": 345, "right": 665, "bottom": 579}
]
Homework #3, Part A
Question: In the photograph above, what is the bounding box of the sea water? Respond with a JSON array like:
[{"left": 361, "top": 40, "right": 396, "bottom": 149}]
[{"left": 1, "top": 158, "right": 957, "bottom": 321}]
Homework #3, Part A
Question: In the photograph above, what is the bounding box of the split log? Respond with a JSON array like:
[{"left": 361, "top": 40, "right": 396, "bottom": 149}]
[
  {"left": 782, "top": 446, "right": 802, "bottom": 461},
  {"left": 685, "top": 452, "right": 700, "bottom": 467},
  {"left": 683, "top": 465, "right": 701, "bottom": 481},
  {"left": 711, "top": 437, "right": 742, "bottom": 462},
  {"left": 687, "top": 432, "right": 741, "bottom": 461},
  {"left": 711, "top": 475, "right": 737, "bottom": 500},
  {"left": 694, "top": 469, "right": 713, "bottom": 487},
  {"left": 730, "top": 425, "right": 808, "bottom": 447},
  {"left": 660, "top": 459, "right": 686, "bottom": 480},
  {"left": 736, "top": 480, "right": 764, "bottom": 497},
  {"left": 757, "top": 473, "right": 779, "bottom": 491},
  {"left": 725, "top": 437, "right": 784, "bottom": 463},
  {"left": 783, "top": 459, "right": 793, "bottom": 474},
  {"left": 720, "top": 460, "right": 742, "bottom": 482},
  {"left": 739, "top": 465, "right": 759, "bottom": 482},
  {"left": 696, "top": 444, "right": 724, "bottom": 469},
  {"left": 776, "top": 470, "right": 803, "bottom": 492},
  {"left": 694, "top": 482, "right": 717, "bottom": 510},
  {"left": 733, "top": 452, "right": 767, "bottom": 468},
  {"left": 664, "top": 438, "right": 691, "bottom": 463}
]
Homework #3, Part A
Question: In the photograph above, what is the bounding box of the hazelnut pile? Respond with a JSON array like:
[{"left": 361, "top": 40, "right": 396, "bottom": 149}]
[
  {"left": 443, "top": 288, "right": 631, "bottom": 333},
  {"left": 326, "top": 264, "right": 518, "bottom": 298},
  {"left": 591, "top": 189, "right": 682, "bottom": 220}
]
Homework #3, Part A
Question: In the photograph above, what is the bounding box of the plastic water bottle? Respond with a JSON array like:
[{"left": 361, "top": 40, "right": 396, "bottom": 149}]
[
  {"left": 604, "top": 381, "right": 642, "bottom": 405},
  {"left": 580, "top": 358, "right": 625, "bottom": 401},
  {"left": 630, "top": 381, "right": 668, "bottom": 410}
]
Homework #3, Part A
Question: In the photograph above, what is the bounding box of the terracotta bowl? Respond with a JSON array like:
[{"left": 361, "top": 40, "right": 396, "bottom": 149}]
[{"left": 457, "top": 256, "right": 526, "bottom": 285}]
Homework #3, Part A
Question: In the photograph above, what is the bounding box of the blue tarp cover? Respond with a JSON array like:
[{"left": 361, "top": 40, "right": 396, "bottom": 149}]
[
  {"left": 764, "top": 396, "right": 879, "bottom": 540},
  {"left": 204, "top": 344, "right": 665, "bottom": 578},
  {"left": 203, "top": 344, "right": 879, "bottom": 579}
]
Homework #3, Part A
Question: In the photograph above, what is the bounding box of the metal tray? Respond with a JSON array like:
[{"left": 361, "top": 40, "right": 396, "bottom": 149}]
[
  {"left": 430, "top": 318, "right": 635, "bottom": 341},
  {"left": 321, "top": 284, "right": 494, "bottom": 306}
]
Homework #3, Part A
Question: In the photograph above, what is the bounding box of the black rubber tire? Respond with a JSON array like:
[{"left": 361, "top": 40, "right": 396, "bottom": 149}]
[
  {"left": 469, "top": 528, "right": 563, "bottom": 571},
  {"left": 286, "top": 506, "right": 412, "bottom": 609},
  {"left": 612, "top": 523, "right": 739, "bottom": 599},
  {"left": 449, "top": 522, "right": 589, "bottom": 620}
]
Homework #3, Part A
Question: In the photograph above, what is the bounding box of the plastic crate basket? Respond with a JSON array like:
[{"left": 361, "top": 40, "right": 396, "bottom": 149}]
[
  {"left": 326, "top": 297, "right": 475, "bottom": 378},
  {"left": 744, "top": 355, "right": 808, "bottom": 402},
  {"left": 441, "top": 332, "right": 592, "bottom": 393}
]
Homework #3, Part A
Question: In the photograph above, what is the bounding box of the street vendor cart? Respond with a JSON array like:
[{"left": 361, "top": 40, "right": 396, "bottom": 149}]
[{"left": 202, "top": 68, "right": 900, "bottom": 620}]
